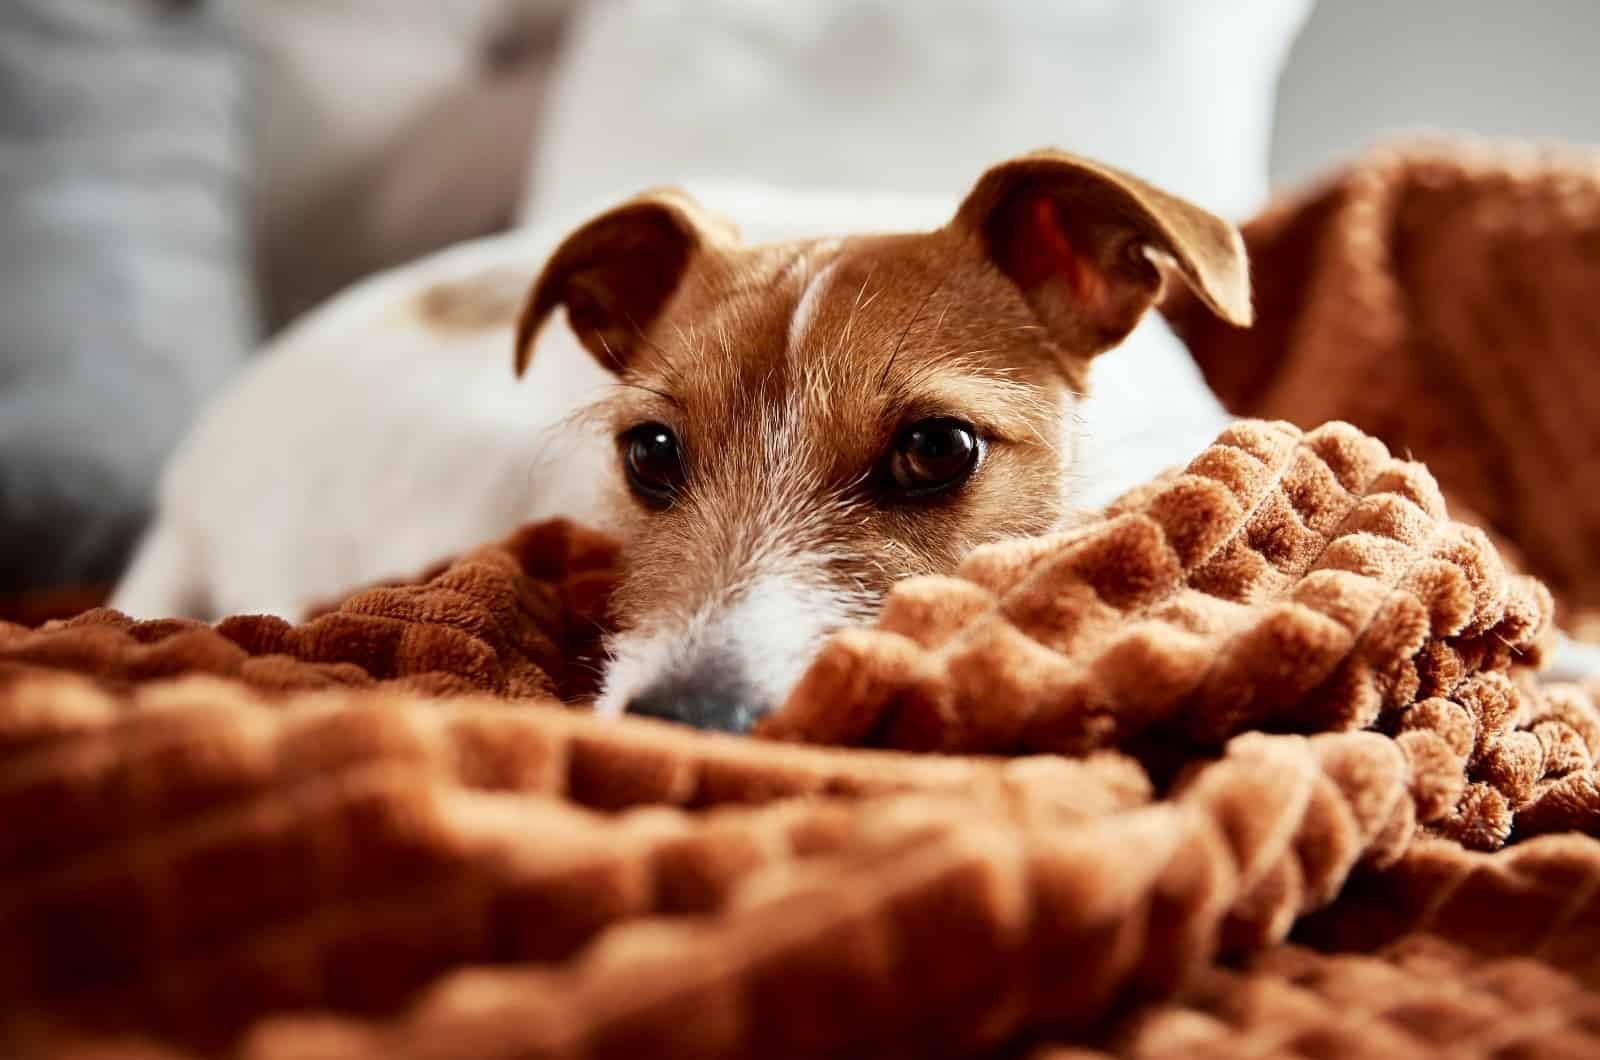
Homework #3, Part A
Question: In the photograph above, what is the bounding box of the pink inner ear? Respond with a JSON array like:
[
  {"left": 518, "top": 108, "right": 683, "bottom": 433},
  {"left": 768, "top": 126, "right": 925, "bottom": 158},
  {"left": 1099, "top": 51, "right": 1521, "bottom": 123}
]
[{"left": 1010, "top": 195, "right": 1113, "bottom": 324}]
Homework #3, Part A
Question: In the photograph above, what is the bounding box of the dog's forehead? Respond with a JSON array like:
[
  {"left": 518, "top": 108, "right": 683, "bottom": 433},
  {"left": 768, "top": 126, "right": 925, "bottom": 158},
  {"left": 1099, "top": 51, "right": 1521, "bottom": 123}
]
[
  {"left": 671, "top": 232, "right": 938, "bottom": 342},
  {"left": 651, "top": 230, "right": 1052, "bottom": 399}
]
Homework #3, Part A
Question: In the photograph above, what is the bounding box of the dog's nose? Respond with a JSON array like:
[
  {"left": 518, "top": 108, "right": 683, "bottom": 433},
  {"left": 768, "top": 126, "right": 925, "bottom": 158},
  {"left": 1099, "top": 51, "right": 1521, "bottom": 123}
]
[{"left": 624, "top": 658, "right": 767, "bottom": 733}]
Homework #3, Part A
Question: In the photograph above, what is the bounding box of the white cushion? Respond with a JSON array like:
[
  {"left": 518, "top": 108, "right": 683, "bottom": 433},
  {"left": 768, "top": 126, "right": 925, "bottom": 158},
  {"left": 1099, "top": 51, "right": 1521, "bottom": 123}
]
[{"left": 523, "top": 0, "right": 1315, "bottom": 224}]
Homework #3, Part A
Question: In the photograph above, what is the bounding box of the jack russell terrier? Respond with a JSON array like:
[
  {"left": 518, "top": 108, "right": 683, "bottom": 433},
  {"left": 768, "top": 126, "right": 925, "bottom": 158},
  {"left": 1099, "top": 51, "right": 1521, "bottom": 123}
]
[{"left": 112, "top": 149, "right": 1252, "bottom": 731}]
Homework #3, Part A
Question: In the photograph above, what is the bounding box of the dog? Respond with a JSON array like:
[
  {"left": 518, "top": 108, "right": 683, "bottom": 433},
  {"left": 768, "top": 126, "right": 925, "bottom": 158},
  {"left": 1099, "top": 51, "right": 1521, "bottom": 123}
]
[{"left": 112, "top": 149, "right": 1252, "bottom": 731}]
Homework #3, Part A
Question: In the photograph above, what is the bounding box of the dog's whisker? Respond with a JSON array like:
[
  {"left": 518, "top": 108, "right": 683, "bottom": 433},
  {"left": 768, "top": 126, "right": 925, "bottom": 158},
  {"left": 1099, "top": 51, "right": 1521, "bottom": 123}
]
[
  {"left": 594, "top": 333, "right": 627, "bottom": 374},
  {"left": 880, "top": 279, "right": 943, "bottom": 387},
  {"left": 623, "top": 310, "right": 673, "bottom": 363},
  {"left": 839, "top": 267, "right": 877, "bottom": 353}
]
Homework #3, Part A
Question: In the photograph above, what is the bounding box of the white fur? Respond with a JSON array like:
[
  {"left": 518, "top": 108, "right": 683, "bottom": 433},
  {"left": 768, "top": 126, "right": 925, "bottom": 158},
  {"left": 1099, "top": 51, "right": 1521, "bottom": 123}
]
[
  {"left": 1547, "top": 635, "right": 1600, "bottom": 683},
  {"left": 1072, "top": 313, "right": 1236, "bottom": 510},
  {"left": 113, "top": 218, "right": 615, "bottom": 620},
  {"left": 785, "top": 255, "right": 840, "bottom": 357},
  {"left": 595, "top": 568, "right": 868, "bottom": 721}
]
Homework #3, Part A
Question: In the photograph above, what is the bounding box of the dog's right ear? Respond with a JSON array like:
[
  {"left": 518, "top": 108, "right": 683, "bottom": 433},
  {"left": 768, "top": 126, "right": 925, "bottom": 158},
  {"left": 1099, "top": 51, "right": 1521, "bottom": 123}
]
[
  {"left": 952, "top": 150, "right": 1251, "bottom": 361},
  {"left": 514, "top": 189, "right": 738, "bottom": 377}
]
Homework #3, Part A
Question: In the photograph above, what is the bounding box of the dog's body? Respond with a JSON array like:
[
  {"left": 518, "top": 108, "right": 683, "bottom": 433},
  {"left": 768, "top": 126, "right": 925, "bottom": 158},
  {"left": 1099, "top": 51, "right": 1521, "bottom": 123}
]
[
  {"left": 112, "top": 183, "right": 956, "bottom": 621},
  {"left": 114, "top": 157, "right": 1251, "bottom": 728},
  {"left": 112, "top": 222, "right": 614, "bottom": 623}
]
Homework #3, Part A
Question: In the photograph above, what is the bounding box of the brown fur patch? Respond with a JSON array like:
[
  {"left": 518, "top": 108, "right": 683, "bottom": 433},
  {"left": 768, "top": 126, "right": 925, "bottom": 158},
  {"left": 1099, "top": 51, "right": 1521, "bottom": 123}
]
[{"left": 415, "top": 267, "right": 531, "bottom": 332}]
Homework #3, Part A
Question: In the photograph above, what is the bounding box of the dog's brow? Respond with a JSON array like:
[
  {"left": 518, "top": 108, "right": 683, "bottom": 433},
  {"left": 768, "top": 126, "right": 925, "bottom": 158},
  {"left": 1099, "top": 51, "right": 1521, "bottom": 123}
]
[
  {"left": 887, "top": 368, "right": 1051, "bottom": 444},
  {"left": 617, "top": 381, "right": 683, "bottom": 408},
  {"left": 588, "top": 382, "right": 684, "bottom": 436}
]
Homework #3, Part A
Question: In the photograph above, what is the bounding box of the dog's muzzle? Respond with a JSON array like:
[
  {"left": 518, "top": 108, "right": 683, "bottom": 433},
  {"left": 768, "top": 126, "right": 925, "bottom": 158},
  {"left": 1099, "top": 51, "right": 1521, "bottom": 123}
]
[{"left": 624, "top": 651, "right": 769, "bottom": 733}]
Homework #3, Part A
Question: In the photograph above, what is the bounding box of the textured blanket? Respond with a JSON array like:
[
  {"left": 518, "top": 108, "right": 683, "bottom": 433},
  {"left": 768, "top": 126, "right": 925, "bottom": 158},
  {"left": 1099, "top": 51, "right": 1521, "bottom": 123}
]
[
  {"left": 6, "top": 142, "right": 1600, "bottom": 1059},
  {"left": 1164, "top": 139, "right": 1600, "bottom": 638}
]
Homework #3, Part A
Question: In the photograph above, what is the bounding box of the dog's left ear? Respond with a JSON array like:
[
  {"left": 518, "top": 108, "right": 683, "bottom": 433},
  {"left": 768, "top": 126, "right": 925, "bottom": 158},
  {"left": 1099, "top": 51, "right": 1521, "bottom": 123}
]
[
  {"left": 953, "top": 149, "right": 1252, "bottom": 357},
  {"left": 515, "top": 188, "right": 738, "bottom": 377}
]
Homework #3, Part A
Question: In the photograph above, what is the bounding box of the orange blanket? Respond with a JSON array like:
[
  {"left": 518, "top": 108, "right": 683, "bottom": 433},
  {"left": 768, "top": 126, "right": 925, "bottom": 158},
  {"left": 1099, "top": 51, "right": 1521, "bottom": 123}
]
[
  {"left": 5, "top": 142, "right": 1600, "bottom": 1059},
  {"left": 1164, "top": 139, "right": 1600, "bottom": 637}
]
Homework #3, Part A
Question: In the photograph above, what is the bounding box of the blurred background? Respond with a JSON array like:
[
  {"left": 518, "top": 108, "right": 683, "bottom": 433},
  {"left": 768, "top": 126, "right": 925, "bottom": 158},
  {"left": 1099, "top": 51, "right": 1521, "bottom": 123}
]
[
  {"left": 2, "top": 0, "right": 1596, "bottom": 606},
  {"left": 1273, "top": 0, "right": 1600, "bottom": 183}
]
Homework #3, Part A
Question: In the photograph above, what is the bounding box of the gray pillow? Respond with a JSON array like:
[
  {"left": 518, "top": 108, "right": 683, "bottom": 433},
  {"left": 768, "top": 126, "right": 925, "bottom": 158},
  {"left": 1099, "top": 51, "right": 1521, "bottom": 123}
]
[{"left": 0, "top": 0, "right": 256, "bottom": 592}]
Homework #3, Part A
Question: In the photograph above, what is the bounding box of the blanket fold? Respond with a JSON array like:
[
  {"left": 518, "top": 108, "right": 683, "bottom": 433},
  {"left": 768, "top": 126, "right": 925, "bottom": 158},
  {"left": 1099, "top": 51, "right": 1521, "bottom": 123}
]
[
  {"left": 7, "top": 140, "right": 1600, "bottom": 1059},
  {"left": 0, "top": 520, "right": 619, "bottom": 704},
  {"left": 1162, "top": 139, "right": 1600, "bottom": 637}
]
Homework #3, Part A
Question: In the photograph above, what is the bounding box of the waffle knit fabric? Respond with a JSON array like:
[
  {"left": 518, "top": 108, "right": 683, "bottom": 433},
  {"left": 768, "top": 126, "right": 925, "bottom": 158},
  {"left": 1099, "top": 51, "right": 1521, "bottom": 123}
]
[
  {"left": 1162, "top": 139, "right": 1600, "bottom": 639},
  {"left": 6, "top": 141, "right": 1600, "bottom": 1058}
]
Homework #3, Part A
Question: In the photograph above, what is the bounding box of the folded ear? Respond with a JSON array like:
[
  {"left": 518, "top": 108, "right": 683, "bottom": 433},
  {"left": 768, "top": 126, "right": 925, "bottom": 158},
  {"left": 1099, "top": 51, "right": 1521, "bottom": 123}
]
[
  {"left": 953, "top": 149, "right": 1252, "bottom": 358},
  {"left": 515, "top": 188, "right": 738, "bottom": 377}
]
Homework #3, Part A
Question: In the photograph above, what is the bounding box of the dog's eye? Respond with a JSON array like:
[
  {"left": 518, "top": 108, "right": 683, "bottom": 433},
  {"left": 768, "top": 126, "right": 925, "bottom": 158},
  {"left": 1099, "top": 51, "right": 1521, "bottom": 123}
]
[
  {"left": 621, "top": 422, "right": 684, "bottom": 508},
  {"left": 887, "top": 418, "right": 981, "bottom": 495}
]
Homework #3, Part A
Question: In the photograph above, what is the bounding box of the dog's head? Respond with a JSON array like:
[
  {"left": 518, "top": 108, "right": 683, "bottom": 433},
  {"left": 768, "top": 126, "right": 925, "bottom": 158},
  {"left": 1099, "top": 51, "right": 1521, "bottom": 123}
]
[{"left": 516, "top": 150, "right": 1250, "bottom": 732}]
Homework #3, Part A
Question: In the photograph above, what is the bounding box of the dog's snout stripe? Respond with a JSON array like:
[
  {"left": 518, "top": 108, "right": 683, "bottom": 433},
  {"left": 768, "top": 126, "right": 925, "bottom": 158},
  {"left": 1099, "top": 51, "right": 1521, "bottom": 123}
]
[{"left": 786, "top": 255, "right": 840, "bottom": 357}]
